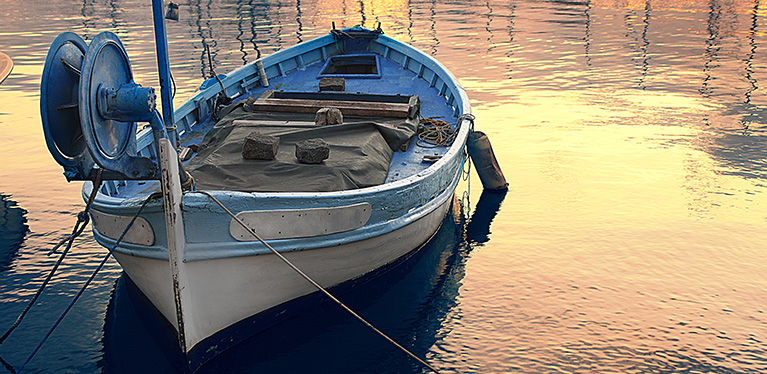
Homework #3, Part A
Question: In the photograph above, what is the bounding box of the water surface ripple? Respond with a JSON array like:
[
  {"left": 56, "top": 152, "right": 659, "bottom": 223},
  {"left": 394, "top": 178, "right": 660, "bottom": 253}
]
[{"left": 0, "top": 0, "right": 766, "bottom": 373}]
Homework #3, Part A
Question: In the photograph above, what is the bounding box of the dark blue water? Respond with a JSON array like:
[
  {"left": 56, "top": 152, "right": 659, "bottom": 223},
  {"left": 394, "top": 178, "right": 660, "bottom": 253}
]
[{"left": 2, "top": 0, "right": 767, "bottom": 373}]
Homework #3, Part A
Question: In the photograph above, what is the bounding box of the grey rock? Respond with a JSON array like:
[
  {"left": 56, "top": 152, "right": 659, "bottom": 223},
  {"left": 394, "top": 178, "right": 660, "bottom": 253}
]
[
  {"left": 315, "top": 107, "right": 343, "bottom": 126},
  {"left": 242, "top": 97, "right": 256, "bottom": 112},
  {"left": 295, "top": 138, "right": 330, "bottom": 164},
  {"left": 242, "top": 131, "right": 280, "bottom": 160}
]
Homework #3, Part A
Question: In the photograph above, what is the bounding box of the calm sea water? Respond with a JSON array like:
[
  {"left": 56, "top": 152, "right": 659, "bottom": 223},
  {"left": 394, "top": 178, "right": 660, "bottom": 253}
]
[{"left": 1, "top": 0, "right": 766, "bottom": 373}]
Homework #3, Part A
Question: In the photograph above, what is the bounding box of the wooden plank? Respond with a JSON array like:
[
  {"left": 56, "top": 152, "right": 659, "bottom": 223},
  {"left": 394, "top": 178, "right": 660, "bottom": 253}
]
[
  {"left": 253, "top": 100, "right": 409, "bottom": 117},
  {"left": 253, "top": 99, "right": 410, "bottom": 117},
  {"left": 251, "top": 97, "right": 412, "bottom": 118},
  {"left": 257, "top": 89, "right": 275, "bottom": 100},
  {"left": 233, "top": 120, "right": 316, "bottom": 127}
]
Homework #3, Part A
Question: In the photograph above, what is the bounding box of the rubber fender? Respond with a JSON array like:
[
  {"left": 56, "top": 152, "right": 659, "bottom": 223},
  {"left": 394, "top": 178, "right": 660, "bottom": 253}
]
[{"left": 468, "top": 131, "right": 508, "bottom": 190}]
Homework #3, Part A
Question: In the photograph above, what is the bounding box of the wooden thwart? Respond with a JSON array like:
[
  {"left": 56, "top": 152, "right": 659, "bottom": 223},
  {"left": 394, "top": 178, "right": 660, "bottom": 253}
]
[{"left": 250, "top": 90, "right": 418, "bottom": 118}]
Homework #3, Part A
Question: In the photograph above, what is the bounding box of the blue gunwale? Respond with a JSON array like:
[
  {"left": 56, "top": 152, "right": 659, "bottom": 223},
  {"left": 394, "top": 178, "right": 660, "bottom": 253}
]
[{"left": 85, "top": 30, "right": 472, "bottom": 262}]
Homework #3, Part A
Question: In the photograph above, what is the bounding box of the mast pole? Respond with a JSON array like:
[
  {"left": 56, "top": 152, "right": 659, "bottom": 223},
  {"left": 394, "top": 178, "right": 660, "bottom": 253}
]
[{"left": 151, "top": 0, "right": 178, "bottom": 145}]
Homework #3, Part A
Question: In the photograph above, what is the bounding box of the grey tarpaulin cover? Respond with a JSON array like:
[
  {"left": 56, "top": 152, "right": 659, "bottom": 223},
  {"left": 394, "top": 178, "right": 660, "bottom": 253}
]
[{"left": 185, "top": 105, "right": 418, "bottom": 192}]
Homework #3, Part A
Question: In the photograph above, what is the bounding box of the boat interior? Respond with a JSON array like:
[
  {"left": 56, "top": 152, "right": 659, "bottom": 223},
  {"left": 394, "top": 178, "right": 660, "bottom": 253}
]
[{"left": 100, "top": 31, "right": 463, "bottom": 198}]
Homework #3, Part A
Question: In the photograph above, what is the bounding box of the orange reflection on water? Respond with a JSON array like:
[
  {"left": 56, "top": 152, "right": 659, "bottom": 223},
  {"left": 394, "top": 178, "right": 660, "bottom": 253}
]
[
  {"left": 453, "top": 93, "right": 767, "bottom": 371},
  {"left": 310, "top": 0, "right": 409, "bottom": 29},
  {"left": 0, "top": 1, "right": 766, "bottom": 372}
]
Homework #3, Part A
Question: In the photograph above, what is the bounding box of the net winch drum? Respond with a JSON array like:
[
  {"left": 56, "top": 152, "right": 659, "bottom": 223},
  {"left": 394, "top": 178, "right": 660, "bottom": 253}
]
[
  {"left": 41, "top": 31, "right": 160, "bottom": 181},
  {"left": 40, "top": 32, "right": 93, "bottom": 180}
]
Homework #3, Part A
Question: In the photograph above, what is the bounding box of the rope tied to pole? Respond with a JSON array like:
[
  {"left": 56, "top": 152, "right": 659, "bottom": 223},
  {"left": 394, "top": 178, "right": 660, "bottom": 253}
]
[{"left": 196, "top": 190, "right": 441, "bottom": 374}]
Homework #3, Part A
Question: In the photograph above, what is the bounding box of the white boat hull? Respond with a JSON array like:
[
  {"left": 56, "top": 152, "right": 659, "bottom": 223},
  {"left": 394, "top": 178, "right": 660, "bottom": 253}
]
[{"left": 112, "top": 194, "right": 451, "bottom": 361}]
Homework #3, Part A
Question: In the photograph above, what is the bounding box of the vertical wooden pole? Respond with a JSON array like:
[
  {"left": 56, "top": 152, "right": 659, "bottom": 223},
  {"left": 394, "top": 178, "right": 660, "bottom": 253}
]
[
  {"left": 151, "top": 1, "right": 190, "bottom": 359},
  {"left": 158, "top": 137, "right": 190, "bottom": 355}
]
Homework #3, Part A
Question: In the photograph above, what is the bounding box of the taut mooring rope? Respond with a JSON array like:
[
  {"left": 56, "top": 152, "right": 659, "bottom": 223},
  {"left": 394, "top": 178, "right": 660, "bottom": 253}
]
[
  {"left": 15, "top": 192, "right": 159, "bottom": 373},
  {"left": 196, "top": 190, "right": 441, "bottom": 374},
  {"left": 0, "top": 172, "right": 103, "bottom": 346}
]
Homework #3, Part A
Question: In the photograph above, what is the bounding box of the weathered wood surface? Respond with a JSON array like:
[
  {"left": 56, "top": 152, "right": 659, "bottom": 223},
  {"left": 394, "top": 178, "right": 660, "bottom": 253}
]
[{"left": 250, "top": 90, "right": 414, "bottom": 118}]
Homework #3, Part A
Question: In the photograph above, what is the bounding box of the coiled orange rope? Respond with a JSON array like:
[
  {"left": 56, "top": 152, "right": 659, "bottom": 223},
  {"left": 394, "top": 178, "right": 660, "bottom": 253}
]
[{"left": 417, "top": 116, "right": 458, "bottom": 147}]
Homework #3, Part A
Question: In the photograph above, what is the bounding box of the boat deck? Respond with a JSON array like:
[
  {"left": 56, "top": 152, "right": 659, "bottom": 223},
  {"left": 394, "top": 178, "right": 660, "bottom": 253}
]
[{"left": 101, "top": 48, "right": 460, "bottom": 198}]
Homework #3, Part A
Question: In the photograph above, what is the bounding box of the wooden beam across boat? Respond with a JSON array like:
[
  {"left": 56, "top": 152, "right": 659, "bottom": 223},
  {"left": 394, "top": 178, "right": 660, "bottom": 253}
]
[{"left": 250, "top": 90, "right": 419, "bottom": 118}]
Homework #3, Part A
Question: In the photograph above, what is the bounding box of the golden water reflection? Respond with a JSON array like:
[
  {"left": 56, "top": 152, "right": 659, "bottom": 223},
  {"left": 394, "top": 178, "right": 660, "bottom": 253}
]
[{"left": 0, "top": 0, "right": 766, "bottom": 372}]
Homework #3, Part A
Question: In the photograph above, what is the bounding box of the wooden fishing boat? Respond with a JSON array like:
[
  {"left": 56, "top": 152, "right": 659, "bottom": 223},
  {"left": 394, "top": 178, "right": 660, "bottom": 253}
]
[
  {"left": 39, "top": 2, "right": 504, "bottom": 370},
  {"left": 0, "top": 51, "right": 12, "bottom": 84}
]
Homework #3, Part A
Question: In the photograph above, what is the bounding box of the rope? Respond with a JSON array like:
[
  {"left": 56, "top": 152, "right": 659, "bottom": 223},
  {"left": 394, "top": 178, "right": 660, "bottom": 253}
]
[
  {"left": 330, "top": 24, "right": 384, "bottom": 40},
  {"left": 170, "top": 68, "right": 176, "bottom": 100},
  {"left": 15, "top": 192, "right": 159, "bottom": 374},
  {"left": 461, "top": 114, "right": 475, "bottom": 218},
  {"left": 0, "top": 355, "right": 14, "bottom": 374},
  {"left": 0, "top": 171, "right": 103, "bottom": 346},
  {"left": 417, "top": 116, "right": 456, "bottom": 148},
  {"left": 462, "top": 148, "right": 472, "bottom": 219},
  {"left": 417, "top": 113, "right": 474, "bottom": 148},
  {"left": 195, "top": 191, "right": 441, "bottom": 374}
]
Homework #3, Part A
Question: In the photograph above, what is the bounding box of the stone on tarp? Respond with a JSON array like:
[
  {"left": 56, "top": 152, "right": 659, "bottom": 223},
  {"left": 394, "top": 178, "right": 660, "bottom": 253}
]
[
  {"left": 242, "top": 97, "right": 256, "bottom": 112},
  {"left": 315, "top": 107, "right": 343, "bottom": 126},
  {"left": 319, "top": 77, "right": 345, "bottom": 91},
  {"left": 295, "top": 138, "right": 330, "bottom": 164},
  {"left": 242, "top": 131, "right": 279, "bottom": 160}
]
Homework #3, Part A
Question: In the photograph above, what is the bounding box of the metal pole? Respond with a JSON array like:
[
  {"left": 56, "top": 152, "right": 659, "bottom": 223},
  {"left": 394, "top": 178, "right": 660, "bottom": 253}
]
[{"left": 151, "top": 0, "right": 178, "bottom": 145}]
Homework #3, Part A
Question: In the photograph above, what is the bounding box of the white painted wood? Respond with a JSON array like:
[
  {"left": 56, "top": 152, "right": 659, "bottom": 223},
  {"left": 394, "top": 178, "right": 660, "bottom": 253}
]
[
  {"left": 158, "top": 138, "right": 193, "bottom": 353},
  {"left": 230, "top": 203, "right": 372, "bottom": 241},
  {"left": 112, "top": 196, "right": 450, "bottom": 353},
  {"left": 256, "top": 59, "right": 268, "bottom": 87},
  {"left": 90, "top": 209, "right": 154, "bottom": 246}
]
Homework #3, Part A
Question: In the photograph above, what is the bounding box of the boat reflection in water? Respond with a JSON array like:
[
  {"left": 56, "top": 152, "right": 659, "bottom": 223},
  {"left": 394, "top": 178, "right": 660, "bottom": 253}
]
[
  {"left": 101, "top": 191, "right": 505, "bottom": 373},
  {"left": 0, "top": 194, "right": 27, "bottom": 272}
]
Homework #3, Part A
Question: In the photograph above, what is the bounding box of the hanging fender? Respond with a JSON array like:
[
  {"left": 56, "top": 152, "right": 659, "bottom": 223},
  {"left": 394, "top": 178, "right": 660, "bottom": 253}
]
[{"left": 468, "top": 130, "right": 508, "bottom": 191}]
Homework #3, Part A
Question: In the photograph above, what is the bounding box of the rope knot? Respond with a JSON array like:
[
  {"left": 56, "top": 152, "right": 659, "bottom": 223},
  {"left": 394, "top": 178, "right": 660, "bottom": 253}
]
[{"left": 76, "top": 210, "right": 90, "bottom": 224}]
